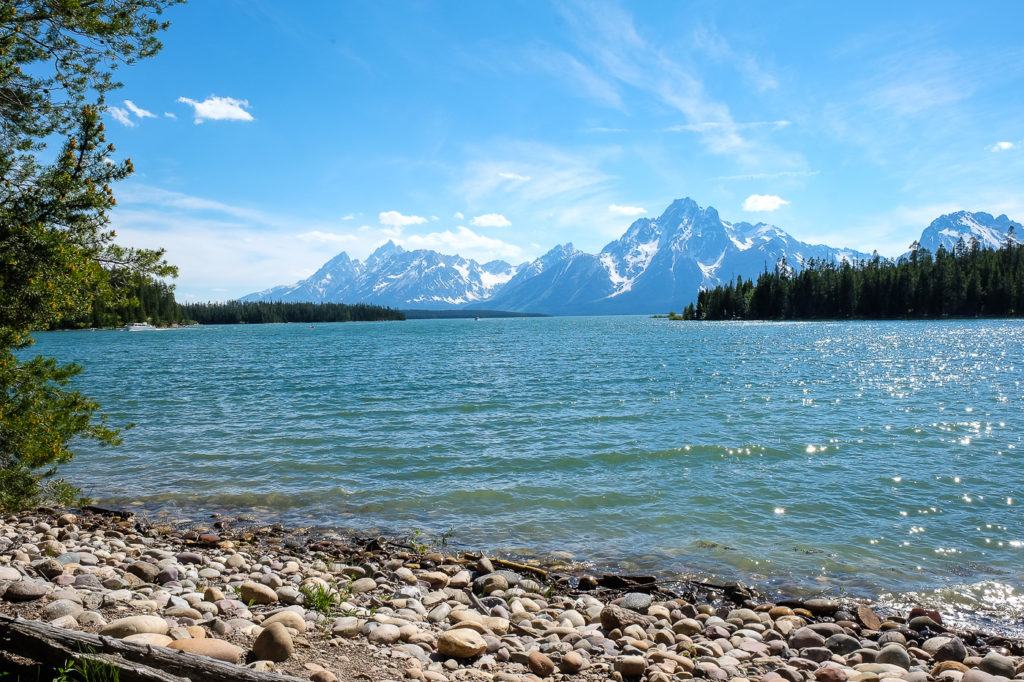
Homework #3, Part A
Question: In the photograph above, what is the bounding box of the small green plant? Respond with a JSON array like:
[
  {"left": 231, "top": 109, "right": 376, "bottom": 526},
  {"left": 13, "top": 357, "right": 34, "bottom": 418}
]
[
  {"left": 53, "top": 656, "right": 121, "bottom": 682},
  {"left": 300, "top": 582, "right": 338, "bottom": 617},
  {"left": 436, "top": 525, "right": 456, "bottom": 549},
  {"left": 410, "top": 529, "right": 428, "bottom": 555}
]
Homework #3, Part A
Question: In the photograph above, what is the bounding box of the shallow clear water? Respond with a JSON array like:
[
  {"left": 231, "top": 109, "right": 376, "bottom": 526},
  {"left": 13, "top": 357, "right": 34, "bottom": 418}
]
[{"left": 30, "top": 318, "right": 1024, "bottom": 631}]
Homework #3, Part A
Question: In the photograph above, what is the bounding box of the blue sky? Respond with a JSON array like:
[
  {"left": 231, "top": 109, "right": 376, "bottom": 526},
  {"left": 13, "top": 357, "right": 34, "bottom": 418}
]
[{"left": 104, "top": 1, "right": 1024, "bottom": 300}]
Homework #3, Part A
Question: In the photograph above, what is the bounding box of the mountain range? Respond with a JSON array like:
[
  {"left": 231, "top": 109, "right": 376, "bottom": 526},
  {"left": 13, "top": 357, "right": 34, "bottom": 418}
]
[{"left": 243, "top": 198, "right": 1022, "bottom": 315}]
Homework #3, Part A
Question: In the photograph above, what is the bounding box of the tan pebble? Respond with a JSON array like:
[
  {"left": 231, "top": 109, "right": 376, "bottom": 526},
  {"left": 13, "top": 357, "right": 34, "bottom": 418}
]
[
  {"left": 527, "top": 650, "right": 555, "bottom": 677},
  {"left": 204, "top": 586, "right": 225, "bottom": 602},
  {"left": 100, "top": 615, "right": 168, "bottom": 638},
  {"left": 310, "top": 672, "right": 338, "bottom": 682},
  {"left": 186, "top": 625, "right": 206, "bottom": 639},
  {"left": 123, "top": 633, "right": 173, "bottom": 647},
  {"left": 167, "top": 638, "right": 243, "bottom": 663},
  {"left": 253, "top": 622, "right": 294, "bottom": 662},
  {"left": 263, "top": 610, "right": 307, "bottom": 633},
  {"left": 560, "top": 650, "right": 586, "bottom": 673},
  {"left": 240, "top": 581, "right": 278, "bottom": 605},
  {"left": 437, "top": 628, "right": 486, "bottom": 658}
]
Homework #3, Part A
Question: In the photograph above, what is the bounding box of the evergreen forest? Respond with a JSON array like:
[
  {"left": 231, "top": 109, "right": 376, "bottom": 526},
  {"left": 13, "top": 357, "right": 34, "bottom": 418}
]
[
  {"left": 683, "top": 238, "right": 1024, "bottom": 321},
  {"left": 49, "top": 275, "right": 404, "bottom": 329}
]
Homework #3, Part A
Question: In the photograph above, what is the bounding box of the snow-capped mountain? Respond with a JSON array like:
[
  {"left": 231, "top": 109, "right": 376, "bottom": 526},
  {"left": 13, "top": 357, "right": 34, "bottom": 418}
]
[
  {"left": 479, "top": 198, "right": 869, "bottom": 314},
  {"left": 911, "top": 211, "right": 1022, "bottom": 255},
  {"left": 242, "top": 241, "right": 522, "bottom": 309}
]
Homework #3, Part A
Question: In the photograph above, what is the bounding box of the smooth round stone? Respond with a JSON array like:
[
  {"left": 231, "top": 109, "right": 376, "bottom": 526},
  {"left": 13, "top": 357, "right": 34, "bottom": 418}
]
[
  {"left": 350, "top": 577, "right": 377, "bottom": 594},
  {"left": 3, "top": 580, "right": 51, "bottom": 602},
  {"left": 127, "top": 561, "right": 160, "bottom": 583},
  {"left": 225, "top": 554, "right": 247, "bottom": 569},
  {"left": 438, "top": 628, "right": 487, "bottom": 658},
  {"left": 253, "top": 622, "right": 293, "bottom": 662},
  {"left": 527, "top": 650, "right": 555, "bottom": 677},
  {"left": 368, "top": 623, "right": 401, "bottom": 645},
  {"left": 933, "top": 637, "right": 968, "bottom": 663},
  {"left": 168, "top": 638, "right": 243, "bottom": 663},
  {"left": 49, "top": 615, "right": 78, "bottom": 629},
  {"left": 791, "top": 627, "right": 827, "bottom": 649},
  {"left": 101, "top": 615, "right": 169, "bottom": 638},
  {"left": 875, "top": 646, "right": 913, "bottom": 670},
  {"left": 54, "top": 552, "right": 81, "bottom": 566},
  {"left": 331, "top": 616, "right": 360, "bottom": 637},
  {"left": 615, "top": 655, "right": 647, "bottom": 677},
  {"left": 198, "top": 568, "right": 220, "bottom": 579},
  {"left": 0, "top": 567, "right": 21, "bottom": 581},
  {"left": 805, "top": 599, "right": 839, "bottom": 616},
  {"left": 978, "top": 652, "right": 1015, "bottom": 678},
  {"left": 560, "top": 650, "right": 586, "bottom": 673},
  {"left": 123, "top": 633, "right": 173, "bottom": 647},
  {"left": 826, "top": 634, "right": 863, "bottom": 656},
  {"left": 52, "top": 575, "right": 76, "bottom": 586},
  {"left": 262, "top": 610, "right": 306, "bottom": 633},
  {"left": 41, "top": 599, "right": 83, "bottom": 621},
  {"left": 240, "top": 581, "right": 278, "bottom": 605},
  {"left": 479, "top": 574, "right": 508, "bottom": 595},
  {"left": 963, "top": 670, "right": 1009, "bottom": 682},
  {"left": 276, "top": 586, "right": 302, "bottom": 604},
  {"left": 156, "top": 566, "right": 179, "bottom": 584},
  {"left": 621, "top": 592, "right": 653, "bottom": 613}
]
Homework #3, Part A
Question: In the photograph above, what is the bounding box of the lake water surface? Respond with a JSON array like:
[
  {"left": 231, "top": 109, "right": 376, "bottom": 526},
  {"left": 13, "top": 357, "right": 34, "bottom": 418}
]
[{"left": 31, "top": 318, "right": 1024, "bottom": 632}]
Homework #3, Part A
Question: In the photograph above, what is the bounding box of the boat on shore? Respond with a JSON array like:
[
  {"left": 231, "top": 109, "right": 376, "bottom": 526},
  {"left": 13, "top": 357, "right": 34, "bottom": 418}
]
[{"left": 123, "top": 322, "right": 156, "bottom": 331}]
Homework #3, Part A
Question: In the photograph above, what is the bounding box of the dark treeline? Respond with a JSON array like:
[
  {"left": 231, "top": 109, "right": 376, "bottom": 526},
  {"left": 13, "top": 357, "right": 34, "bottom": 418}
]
[
  {"left": 50, "top": 272, "right": 185, "bottom": 329},
  {"left": 49, "top": 274, "right": 404, "bottom": 329},
  {"left": 180, "top": 300, "right": 405, "bottom": 324},
  {"left": 685, "top": 237, "right": 1024, "bottom": 320}
]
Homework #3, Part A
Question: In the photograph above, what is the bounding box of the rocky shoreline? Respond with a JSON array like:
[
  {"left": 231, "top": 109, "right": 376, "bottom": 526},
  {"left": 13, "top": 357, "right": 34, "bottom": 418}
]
[{"left": 0, "top": 507, "right": 1021, "bottom": 682}]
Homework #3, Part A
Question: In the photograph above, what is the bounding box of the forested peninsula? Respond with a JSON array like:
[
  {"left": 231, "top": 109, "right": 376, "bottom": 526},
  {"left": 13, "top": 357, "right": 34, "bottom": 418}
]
[
  {"left": 682, "top": 239, "right": 1024, "bottom": 321},
  {"left": 48, "top": 275, "right": 404, "bottom": 329}
]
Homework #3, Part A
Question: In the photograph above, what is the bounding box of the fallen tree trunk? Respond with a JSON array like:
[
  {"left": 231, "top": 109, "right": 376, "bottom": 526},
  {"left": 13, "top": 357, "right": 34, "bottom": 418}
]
[{"left": 0, "top": 614, "right": 307, "bottom": 682}]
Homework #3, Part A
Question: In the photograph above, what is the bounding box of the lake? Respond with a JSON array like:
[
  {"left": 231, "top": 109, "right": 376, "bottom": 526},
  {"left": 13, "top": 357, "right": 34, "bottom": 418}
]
[{"left": 31, "top": 317, "right": 1024, "bottom": 632}]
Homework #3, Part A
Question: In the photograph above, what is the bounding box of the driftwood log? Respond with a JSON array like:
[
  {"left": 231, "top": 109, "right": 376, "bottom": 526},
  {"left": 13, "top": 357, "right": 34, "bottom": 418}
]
[{"left": 0, "top": 614, "right": 307, "bottom": 682}]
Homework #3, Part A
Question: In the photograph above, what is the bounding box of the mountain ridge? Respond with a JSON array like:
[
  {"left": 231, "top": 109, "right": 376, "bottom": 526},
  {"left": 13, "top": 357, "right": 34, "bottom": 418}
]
[{"left": 243, "top": 198, "right": 1019, "bottom": 314}]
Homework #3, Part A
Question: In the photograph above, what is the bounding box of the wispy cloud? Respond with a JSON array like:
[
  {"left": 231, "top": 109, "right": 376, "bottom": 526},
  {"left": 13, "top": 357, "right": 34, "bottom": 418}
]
[
  {"left": 712, "top": 170, "right": 820, "bottom": 181},
  {"left": 177, "top": 95, "right": 254, "bottom": 123},
  {"left": 743, "top": 194, "right": 790, "bottom": 212},
  {"left": 379, "top": 210, "right": 427, "bottom": 227},
  {"left": 107, "top": 106, "right": 135, "bottom": 127},
  {"left": 470, "top": 213, "right": 511, "bottom": 227},
  {"left": 662, "top": 120, "right": 790, "bottom": 133},
  {"left": 163, "top": 112, "right": 177, "bottom": 120},
  {"left": 124, "top": 100, "right": 156, "bottom": 119},
  {"left": 296, "top": 231, "right": 358, "bottom": 244},
  {"left": 609, "top": 204, "right": 646, "bottom": 216},
  {"left": 547, "top": 1, "right": 798, "bottom": 167},
  {"left": 989, "top": 141, "right": 1016, "bottom": 152},
  {"left": 498, "top": 171, "right": 532, "bottom": 182}
]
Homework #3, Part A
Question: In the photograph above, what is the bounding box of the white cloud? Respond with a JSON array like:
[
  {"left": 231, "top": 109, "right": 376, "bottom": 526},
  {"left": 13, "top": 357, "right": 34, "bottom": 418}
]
[
  {"left": 107, "top": 106, "right": 135, "bottom": 127},
  {"left": 609, "top": 204, "right": 646, "bottom": 216},
  {"left": 742, "top": 194, "right": 791, "bottom": 212},
  {"left": 470, "top": 213, "right": 511, "bottom": 227},
  {"left": 379, "top": 210, "right": 427, "bottom": 227},
  {"left": 123, "top": 100, "right": 155, "bottom": 119},
  {"left": 989, "top": 141, "right": 1015, "bottom": 152},
  {"left": 163, "top": 112, "right": 177, "bottom": 119},
  {"left": 453, "top": 211, "right": 464, "bottom": 219},
  {"left": 498, "top": 172, "right": 532, "bottom": 182},
  {"left": 341, "top": 213, "right": 355, "bottom": 220},
  {"left": 402, "top": 226, "right": 524, "bottom": 261},
  {"left": 177, "top": 95, "right": 254, "bottom": 123}
]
